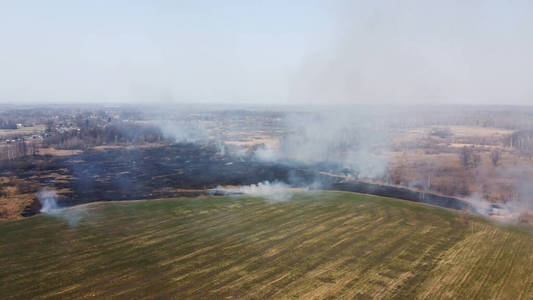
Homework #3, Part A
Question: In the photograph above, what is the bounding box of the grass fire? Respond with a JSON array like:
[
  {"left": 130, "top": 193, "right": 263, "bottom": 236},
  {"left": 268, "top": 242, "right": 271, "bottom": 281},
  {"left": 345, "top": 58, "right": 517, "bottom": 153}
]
[{"left": 2, "top": 1, "right": 533, "bottom": 298}]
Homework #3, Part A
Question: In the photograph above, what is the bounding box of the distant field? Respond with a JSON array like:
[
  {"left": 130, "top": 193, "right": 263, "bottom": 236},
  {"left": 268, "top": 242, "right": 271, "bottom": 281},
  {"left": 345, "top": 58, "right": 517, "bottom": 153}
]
[
  {"left": 1, "top": 191, "right": 533, "bottom": 299},
  {"left": 0, "top": 125, "right": 45, "bottom": 137}
]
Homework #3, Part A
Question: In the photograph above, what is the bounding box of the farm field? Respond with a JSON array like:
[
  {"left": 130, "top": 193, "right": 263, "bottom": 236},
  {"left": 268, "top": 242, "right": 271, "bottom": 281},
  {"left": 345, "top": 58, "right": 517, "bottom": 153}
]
[
  {"left": 1, "top": 191, "right": 533, "bottom": 299},
  {"left": 0, "top": 125, "right": 45, "bottom": 138}
]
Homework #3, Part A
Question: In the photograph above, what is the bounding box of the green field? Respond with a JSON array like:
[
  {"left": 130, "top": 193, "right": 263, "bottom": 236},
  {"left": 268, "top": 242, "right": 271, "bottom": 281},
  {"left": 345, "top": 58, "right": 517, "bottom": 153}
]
[{"left": 1, "top": 191, "right": 533, "bottom": 299}]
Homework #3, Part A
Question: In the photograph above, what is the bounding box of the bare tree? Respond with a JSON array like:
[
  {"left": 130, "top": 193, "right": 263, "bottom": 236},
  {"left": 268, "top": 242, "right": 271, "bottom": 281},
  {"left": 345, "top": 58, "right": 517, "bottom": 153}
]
[
  {"left": 460, "top": 146, "right": 472, "bottom": 169},
  {"left": 460, "top": 146, "right": 481, "bottom": 169},
  {"left": 491, "top": 149, "right": 501, "bottom": 166},
  {"left": 472, "top": 152, "right": 481, "bottom": 168}
]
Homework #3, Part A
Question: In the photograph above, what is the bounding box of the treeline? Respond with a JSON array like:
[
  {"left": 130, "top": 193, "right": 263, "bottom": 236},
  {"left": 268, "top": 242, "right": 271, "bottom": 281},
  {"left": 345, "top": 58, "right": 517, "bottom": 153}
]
[
  {"left": 43, "top": 122, "right": 166, "bottom": 150},
  {"left": 0, "top": 120, "right": 18, "bottom": 129},
  {"left": 0, "top": 110, "right": 46, "bottom": 128},
  {"left": 0, "top": 140, "right": 38, "bottom": 161},
  {"left": 389, "top": 106, "right": 533, "bottom": 131},
  {"left": 504, "top": 130, "right": 533, "bottom": 154}
]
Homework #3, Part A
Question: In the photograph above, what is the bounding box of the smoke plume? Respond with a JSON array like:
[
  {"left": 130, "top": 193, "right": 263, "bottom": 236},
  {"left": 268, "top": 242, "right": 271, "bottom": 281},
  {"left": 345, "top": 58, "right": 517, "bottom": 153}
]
[
  {"left": 38, "top": 189, "right": 85, "bottom": 227},
  {"left": 38, "top": 190, "right": 60, "bottom": 213},
  {"left": 214, "top": 181, "right": 297, "bottom": 204},
  {"left": 255, "top": 108, "right": 390, "bottom": 179}
]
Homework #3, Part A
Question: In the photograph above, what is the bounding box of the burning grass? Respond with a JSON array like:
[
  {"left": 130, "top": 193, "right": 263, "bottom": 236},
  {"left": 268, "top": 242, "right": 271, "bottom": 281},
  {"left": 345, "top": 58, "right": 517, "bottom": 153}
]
[{"left": 2, "top": 191, "right": 533, "bottom": 299}]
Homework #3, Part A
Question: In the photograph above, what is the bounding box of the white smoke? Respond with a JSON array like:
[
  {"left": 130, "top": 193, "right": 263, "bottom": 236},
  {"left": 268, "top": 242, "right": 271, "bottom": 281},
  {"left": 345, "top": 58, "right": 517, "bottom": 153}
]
[
  {"left": 158, "top": 119, "right": 229, "bottom": 155},
  {"left": 215, "top": 181, "right": 297, "bottom": 203},
  {"left": 239, "top": 181, "right": 294, "bottom": 203},
  {"left": 37, "top": 189, "right": 85, "bottom": 227},
  {"left": 38, "top": 189, "right": 60, "bottom": 213},
  {"left": 255, "top": 109, "right": 390, "bottom": 179},
  {"left": 158, "top": 120, "right": 211, "bottom": 144},
  {"left": 466, "top": 193, "right": 516, "bottom": 223},
  {"left": 254, "top": 144, "right": 280, "bottom": 162}
]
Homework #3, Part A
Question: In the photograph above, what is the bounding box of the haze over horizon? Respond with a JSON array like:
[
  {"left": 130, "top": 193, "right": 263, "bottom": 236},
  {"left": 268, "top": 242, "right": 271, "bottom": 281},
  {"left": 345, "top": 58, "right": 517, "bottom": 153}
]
[{"left": 1, "top": 0, "right": 532, "bottom": 106}]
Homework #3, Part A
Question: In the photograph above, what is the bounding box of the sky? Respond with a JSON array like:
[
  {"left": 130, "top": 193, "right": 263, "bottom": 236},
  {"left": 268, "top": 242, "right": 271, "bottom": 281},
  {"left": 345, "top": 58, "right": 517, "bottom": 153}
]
[{"left": 0, "top": 0, "right": 532, "bottom": 105}]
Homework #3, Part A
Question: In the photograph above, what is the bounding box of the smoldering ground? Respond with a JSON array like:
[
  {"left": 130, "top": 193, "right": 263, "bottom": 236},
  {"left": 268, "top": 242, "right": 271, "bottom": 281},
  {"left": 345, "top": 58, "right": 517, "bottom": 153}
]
[
  {"left": 144, "top": 106, "right": 523, "bottom": 221},
  {"left": 10, "top": 104, "right": 530, "bottom": 224}
]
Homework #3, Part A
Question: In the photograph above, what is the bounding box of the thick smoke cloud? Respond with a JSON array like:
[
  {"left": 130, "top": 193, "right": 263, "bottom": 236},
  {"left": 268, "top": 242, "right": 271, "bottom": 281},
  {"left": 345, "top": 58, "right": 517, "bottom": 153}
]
[
  {"left": 256, "top": 108, "right": 390, "bottom": 179},
  {"left": 154, "top": 106, "right": 391, "bottom": 180}
]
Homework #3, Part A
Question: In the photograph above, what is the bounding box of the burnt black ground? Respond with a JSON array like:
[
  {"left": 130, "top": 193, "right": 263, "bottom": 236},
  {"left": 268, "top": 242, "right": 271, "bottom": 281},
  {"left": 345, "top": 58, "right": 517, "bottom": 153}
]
[
  {"left": 63, "top": 144, "right": 312, "bottom": 205},
  {"left": 1, "top": 143, "right": 472, "bottom": 217},
  {"left": 1, "top": 144, "right": 316, "bottom": 215}
]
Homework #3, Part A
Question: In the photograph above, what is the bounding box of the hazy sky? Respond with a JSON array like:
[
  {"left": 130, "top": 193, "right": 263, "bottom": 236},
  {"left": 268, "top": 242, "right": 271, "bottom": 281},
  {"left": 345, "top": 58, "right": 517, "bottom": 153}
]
[{"left": 1, "top": 1, "right": 532, "bottom": 105}]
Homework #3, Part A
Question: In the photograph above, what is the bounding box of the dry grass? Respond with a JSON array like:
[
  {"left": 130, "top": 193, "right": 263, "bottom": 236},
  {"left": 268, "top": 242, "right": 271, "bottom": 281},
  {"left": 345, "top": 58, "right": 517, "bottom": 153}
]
[
  {"left": 0, "top": 175, "right": 73, "bottom": 220},
  {"left": 446, "top": 126, "right": 513, "bottom": 137},
  {"left": 388, "top": 125, "right": 533, "bottom": 205},
  {"left": 91, "top": 143, "right": 168, "bottom": 151},
  {"left": 0, "top": 177, "right": 37, "bottom": 220},
  {"left": 37, "top": 148, "right": 83, "bottom": 156},
  {"left": 0, "top": 194, "right": 33, "bottom": 220}
]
